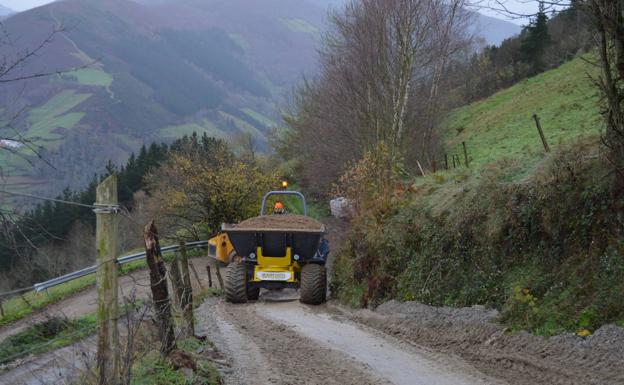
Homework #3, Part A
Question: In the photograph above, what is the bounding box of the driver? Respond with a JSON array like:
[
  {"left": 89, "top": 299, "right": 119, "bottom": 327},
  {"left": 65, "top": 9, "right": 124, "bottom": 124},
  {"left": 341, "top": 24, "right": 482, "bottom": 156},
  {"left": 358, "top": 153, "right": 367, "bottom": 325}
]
[{"left": 273, "top": 201, "right": 285, "bottom": 214}]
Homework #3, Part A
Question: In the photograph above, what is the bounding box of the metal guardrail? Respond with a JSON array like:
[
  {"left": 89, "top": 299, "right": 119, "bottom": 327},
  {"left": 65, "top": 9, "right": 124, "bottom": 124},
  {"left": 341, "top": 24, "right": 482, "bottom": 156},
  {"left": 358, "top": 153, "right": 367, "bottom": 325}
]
[{"left": 32, "top": 240, "right": 208, "bottom": 293}]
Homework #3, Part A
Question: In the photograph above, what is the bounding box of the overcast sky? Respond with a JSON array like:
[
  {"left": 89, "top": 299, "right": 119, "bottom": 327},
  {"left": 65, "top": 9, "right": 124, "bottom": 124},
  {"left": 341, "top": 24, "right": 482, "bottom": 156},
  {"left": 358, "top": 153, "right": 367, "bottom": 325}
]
[{"left": 3, "top": 0, "right": 544, "bottom": 26}]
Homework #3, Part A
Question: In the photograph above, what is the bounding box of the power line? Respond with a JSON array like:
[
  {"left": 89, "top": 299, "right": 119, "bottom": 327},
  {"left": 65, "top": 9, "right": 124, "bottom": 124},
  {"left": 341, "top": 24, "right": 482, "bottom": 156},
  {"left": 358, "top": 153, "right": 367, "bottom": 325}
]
[{"left": 0, "top": 190, "right": 97, "bottom": 209}]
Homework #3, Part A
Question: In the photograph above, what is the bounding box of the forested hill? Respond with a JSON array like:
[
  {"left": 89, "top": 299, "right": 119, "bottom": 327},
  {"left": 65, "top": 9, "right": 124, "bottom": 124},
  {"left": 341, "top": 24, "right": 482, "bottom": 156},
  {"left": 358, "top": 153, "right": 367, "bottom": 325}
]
[
  {"left": 0, "top": 0, "right": 520, "bottom": 199},
  {"left": 0, "top": 0, "right": 327, "bottom": 195}
]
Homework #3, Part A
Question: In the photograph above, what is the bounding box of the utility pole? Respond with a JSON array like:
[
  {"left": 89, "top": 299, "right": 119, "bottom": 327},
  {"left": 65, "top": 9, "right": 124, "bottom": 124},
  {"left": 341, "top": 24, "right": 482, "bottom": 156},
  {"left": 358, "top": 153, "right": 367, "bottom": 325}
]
[{"left": 95, "top": 175, "right": 120, "bottom": 385}]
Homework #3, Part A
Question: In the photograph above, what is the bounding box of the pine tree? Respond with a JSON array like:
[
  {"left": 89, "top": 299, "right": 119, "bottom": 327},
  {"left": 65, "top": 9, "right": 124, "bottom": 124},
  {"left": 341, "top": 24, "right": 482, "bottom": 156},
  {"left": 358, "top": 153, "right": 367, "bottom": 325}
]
[{"left": 520, "top": 1, "right": 552, "bottom": 75}]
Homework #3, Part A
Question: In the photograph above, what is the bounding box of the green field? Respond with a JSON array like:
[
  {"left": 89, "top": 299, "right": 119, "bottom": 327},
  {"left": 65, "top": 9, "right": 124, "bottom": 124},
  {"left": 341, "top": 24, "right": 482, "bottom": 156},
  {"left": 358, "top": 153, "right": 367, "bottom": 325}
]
[
  {"left": 281, "top": 18, "right": 319, "bottom": 34},
  {"left": 64, "top": 68, "right": 113, "bottom": 87},
  {"left": 218, "top": 111, "right": 264, "bottom": 138},
  {"left": 26, "top": 90, "right": 91, "bottom": 141},
  {"left": 444, "top": 57, "right": 601, "bottom": 173},
  {"left": 241, "top": 108, "right": 277, "bottom": 127}
]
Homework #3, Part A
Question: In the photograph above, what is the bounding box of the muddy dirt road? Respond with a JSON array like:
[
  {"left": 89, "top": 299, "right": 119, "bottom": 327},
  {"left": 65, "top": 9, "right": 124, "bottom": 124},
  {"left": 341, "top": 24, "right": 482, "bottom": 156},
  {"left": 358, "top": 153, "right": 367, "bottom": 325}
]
[{"left": 196, "top": 293, "right": 504, "bottom": 385}]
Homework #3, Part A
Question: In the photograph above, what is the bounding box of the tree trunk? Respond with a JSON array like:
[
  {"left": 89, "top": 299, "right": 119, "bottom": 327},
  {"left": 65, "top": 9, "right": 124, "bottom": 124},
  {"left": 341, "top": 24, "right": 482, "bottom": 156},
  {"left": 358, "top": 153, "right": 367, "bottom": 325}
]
[{"left": 143, "top": 221, "right": 176, "bottom": 355}]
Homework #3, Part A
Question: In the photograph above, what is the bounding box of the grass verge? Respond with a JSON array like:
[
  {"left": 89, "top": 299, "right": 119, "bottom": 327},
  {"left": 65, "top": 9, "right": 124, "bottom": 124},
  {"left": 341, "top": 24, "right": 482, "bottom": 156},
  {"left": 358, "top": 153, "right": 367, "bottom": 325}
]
[
  {"left": 0, "top": 248, "right": 207, "bottom": 327},
  {"left": 0, "top": 314, "right": 97, "bottom": 366}
]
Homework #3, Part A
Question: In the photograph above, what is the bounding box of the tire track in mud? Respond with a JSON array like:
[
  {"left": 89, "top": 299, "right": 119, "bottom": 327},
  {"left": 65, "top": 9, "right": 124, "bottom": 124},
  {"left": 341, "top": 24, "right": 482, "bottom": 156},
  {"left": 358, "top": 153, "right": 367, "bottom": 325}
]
[
  {"left": 197, "top": 297, "right": 388, "bottom": 385},
  {"left": 196, "top": 295, "right": 502, "bottom": 385}
]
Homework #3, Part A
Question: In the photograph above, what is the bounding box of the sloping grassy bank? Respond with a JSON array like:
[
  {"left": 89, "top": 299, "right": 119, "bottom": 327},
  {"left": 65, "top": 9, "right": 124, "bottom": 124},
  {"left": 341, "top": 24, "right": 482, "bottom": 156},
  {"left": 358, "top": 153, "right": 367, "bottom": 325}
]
[{"left": 332, "top": 138, "right": 624, "bottom": 335}]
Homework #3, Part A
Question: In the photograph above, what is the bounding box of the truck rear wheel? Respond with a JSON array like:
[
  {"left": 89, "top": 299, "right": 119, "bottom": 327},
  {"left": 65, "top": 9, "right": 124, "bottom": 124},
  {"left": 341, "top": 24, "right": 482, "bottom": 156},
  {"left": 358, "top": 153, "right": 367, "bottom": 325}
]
[
  {"left": 225, "top": 260, "right": 248, "bottom": 303},
  {"left": 300, "top": 264, "right": 326, "bottom": 305}
]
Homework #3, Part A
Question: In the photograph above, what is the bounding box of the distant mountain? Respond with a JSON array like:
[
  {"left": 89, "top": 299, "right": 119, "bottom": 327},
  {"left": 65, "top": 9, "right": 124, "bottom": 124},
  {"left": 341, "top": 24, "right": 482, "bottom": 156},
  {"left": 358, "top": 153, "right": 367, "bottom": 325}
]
[
  {"left": 474, "top": 13, "right": 521, "bottom": 46},
  {"left": 0, "top": 0, "right": 520, "bottom": 197},
  {"left": 0, "top": 3, "right": 14, "bottom": 16},
  {"left": 306, "top": 0, "right": 520, "bottom": 46},
  {"left": 0, "top": 0, "right": 326, "bottom": 193}
]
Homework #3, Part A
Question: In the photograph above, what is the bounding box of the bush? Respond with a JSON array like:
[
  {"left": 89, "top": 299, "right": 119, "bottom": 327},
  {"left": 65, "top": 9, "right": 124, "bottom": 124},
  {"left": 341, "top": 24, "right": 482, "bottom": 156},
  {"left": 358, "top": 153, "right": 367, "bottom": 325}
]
[{"left": 332, "top": 139, "right": 624, "bottom": 334}]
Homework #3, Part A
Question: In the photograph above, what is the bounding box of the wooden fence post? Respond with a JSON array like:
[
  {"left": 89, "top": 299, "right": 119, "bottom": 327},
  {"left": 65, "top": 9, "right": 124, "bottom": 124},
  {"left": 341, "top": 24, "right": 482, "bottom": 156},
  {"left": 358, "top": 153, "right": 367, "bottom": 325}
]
[
  {"left": 533, "top": 114, "right": 550, "bottom": 152},
  {"left": 189, "top": 261, "right": 204, "bottom": 291},
  {"left": 416, "top": 160, "right": 426, "bottom": 177},
  {"left": 206, "top": 265, "right": 213, "bottom": 288},
  {"left": 178, "top": 240, "right": 194, "bottom": 338},
  {"left": 143, "top": 221, "right": 176, "bottom": 356},
  {"left": 95, "top": 175, "right": 120, "bottom": 385},
  {"left": 169, "top": 254, "right": 183, "bottom": 310},
  {"left": 215, "top": 263, "right": 224, "bottom": 290},
  {"left": 462, "top": 141, "right": 469, "bottom": 168},
  {"left": 444, "top": 154, "right": 448, "bottom": 170}
]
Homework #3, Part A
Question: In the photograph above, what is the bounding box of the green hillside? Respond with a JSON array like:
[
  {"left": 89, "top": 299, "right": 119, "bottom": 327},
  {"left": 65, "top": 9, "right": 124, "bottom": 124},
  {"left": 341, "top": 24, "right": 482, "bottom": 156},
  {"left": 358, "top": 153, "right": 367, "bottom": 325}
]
[
  {"left": 444, "top": 57, "right": 601, "bottom": 174},
  {"left": 334, "top": 58, "right": 624, "bottom": 336}
]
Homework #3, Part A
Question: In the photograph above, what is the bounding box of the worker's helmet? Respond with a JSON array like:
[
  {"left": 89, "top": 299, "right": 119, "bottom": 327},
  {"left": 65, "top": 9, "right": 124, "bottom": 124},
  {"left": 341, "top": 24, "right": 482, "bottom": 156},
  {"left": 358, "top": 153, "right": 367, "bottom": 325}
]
[{"left": 274, "top": 201, "right": 285, "bottom": 214}]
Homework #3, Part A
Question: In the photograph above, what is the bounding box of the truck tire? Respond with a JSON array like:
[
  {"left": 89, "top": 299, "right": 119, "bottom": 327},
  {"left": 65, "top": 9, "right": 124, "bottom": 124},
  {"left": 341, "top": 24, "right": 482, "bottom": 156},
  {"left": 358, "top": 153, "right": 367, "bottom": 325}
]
[
  {"left": 300, "top": 264, "right": 326, "bottom": 305},
  {"left": 225, "top": 261, "right": 248, "bottom": 303},
  {"left": 247, "top": 286, "right": 260, "bottom": 301}
]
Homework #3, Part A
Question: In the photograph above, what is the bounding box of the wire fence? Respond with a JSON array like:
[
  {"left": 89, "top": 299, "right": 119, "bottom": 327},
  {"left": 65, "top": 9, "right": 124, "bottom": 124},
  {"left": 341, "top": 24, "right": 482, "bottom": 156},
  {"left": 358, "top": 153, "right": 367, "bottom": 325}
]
[{"left": 0, "top": 240, "right": 208, "bottom": 316}]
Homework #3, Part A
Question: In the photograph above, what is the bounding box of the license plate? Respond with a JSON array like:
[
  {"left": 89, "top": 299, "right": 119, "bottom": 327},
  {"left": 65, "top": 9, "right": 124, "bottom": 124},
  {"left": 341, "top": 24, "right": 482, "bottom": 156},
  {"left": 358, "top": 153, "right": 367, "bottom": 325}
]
[{"left": 256, "top": 271, "right": 291, "bottom": 281}]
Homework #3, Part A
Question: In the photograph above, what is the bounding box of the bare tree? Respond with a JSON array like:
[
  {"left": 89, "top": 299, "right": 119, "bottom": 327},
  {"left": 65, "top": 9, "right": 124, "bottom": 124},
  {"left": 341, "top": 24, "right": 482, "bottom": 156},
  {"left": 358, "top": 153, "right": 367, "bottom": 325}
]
[{"left": 282, "top": 0, "right": 473, "bottom": 196}]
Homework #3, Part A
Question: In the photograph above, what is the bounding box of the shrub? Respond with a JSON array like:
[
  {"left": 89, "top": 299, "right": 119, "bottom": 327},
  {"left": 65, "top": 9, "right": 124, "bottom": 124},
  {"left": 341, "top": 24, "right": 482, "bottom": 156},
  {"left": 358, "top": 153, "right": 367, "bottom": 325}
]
[{"left": 332, "top": 139, "right": 624, "bottom": 334}]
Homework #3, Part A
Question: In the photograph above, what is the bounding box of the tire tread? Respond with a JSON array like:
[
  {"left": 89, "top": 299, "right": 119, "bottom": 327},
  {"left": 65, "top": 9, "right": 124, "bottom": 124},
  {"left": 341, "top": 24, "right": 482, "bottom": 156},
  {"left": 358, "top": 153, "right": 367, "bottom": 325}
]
[{"left": 300, "top": 264, "right": 327, "bottom": 305}]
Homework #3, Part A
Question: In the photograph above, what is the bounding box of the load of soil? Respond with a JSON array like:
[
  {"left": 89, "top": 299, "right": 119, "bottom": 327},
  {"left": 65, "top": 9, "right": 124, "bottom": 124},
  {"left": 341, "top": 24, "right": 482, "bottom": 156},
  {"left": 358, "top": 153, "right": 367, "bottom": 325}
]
[{"left": 233, "top": 215, "right": 323, "bottom": 231}]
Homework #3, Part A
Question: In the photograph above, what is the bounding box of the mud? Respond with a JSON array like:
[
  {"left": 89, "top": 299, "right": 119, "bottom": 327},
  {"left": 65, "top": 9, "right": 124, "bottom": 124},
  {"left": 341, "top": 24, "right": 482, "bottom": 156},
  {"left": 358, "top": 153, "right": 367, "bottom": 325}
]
[
  {"left": 257, "top": 301, "right": 502, "bottom": 385},
  {"left": 338, "top": 300, "right": 624, "bottom": 385},
  {"left": 231, "top": 214, "right": 323, "bottom": 230},
  {"left": 196, "top": 297, "right": 388, "bottom": 385}
]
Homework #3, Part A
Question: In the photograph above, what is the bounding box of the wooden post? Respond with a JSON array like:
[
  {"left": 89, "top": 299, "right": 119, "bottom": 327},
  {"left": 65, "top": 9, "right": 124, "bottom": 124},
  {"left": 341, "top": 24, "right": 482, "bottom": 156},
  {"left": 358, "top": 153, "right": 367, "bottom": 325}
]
[
  {"left": 444, "top": 154, "right": 448, "bottom": 170},
  {"left": 462, "top": 142, "right": 469, "bottom": 168},
  {"left": 215, "top": 263, "right": 224, "bottom": 290},
  {"left": 169, "top": 255, "right": 183, "bottom": 310},
  {"left": 143, "top": 221, "right": 176, "bottom": 356},
  {"left": 206, "top": 265, "right": 213, "bottom": 288},
  {"left": 533, "top": 114, "right": 550, "bottom": 152},
  {"left": 95, "top": 175, "right": 120, "bottom": 385},
  {"left": 452, "top": 154, "right": 457, "bottom": 168},
  {"left": 416, "top": 160, "right": 426, "bottom": 177},
  {"left": 189, "top": 261, "right": 204, "bottom": 290},
  {"left": 432, "top": 158, "right": 437, "bottom": 173},
  {"left": 0, "top": 299, "right": 5, "bottom": 318},
  {"left": 178, "top": 240, "right": 194, "bottom": 338}
]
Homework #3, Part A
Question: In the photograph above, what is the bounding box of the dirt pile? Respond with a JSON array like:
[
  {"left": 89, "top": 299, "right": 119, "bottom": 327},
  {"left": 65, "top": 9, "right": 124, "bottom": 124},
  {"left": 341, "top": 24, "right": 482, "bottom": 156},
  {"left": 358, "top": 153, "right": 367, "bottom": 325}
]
[{"left": 233, "top": 215, "right": 323, "bottom": 231}]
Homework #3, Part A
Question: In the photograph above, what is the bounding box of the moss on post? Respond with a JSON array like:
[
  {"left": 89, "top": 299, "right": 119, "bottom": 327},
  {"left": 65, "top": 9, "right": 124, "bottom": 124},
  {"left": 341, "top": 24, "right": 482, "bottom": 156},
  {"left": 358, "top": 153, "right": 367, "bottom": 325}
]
[{"left": 95, "top": 174, "right": 120, "bottom": 385}]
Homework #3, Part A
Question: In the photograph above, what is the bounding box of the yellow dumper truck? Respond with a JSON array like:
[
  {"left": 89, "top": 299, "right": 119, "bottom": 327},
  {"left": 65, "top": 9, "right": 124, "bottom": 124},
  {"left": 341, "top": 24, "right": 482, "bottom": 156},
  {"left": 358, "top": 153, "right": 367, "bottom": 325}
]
[{"left": 209, "top": 190, "right": 329, "bottom": 304}]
